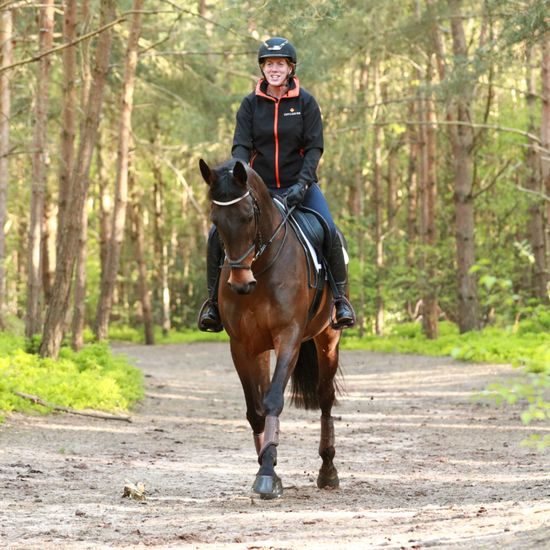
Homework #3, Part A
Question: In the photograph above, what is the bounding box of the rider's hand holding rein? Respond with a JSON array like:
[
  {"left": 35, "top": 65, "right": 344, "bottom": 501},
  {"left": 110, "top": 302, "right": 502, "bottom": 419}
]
[{"left": 285, "top": 181, "right": 308, "bottom": 208}]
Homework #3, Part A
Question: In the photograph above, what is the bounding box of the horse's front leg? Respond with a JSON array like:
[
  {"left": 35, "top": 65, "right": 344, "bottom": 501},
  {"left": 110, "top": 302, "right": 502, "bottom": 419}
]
[
  {"left": 315, "top": 328, "right": 341, "bottom": 489},
  {"left": 230, "top": 342, "right": 270, "bottom": 452},
  {"left": 252, "top": 337, "right": 301, "bottom": 499}
]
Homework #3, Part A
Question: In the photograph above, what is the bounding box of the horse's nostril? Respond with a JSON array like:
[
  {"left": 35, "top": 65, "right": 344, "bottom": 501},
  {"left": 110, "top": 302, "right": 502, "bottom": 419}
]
[{"left": 229, "top": 280, "right": 257, "bottom": 295}]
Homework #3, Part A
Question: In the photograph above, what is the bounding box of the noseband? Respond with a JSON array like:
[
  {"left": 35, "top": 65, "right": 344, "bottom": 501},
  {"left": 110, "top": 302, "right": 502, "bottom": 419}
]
[{"left": 212, "top": 188, "right": 293, "bottom": 275}]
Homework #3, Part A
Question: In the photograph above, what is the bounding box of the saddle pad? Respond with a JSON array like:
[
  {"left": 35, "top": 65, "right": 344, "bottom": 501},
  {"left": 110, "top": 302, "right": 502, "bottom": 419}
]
[{"left": 273, "top": 198, "right": 323, "bottom": 272}]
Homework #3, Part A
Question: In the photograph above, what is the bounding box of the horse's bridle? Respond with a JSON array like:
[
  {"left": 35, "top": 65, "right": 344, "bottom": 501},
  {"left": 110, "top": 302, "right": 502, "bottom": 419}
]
[{"left": 212, "top": 188, "right": 294, "bottom": 275}]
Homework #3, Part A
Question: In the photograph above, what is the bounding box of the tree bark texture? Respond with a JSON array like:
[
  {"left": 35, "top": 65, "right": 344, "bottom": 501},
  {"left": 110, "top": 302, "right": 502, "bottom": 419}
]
[
  {"left": 421, "top": 57, "right": 439, "bottom": 339},
  {"left": 57, "top": 0, "right": 78, "bottom": 249},
  {"left": 71, "top": 200, "right": 88, "bottom": 351},
  {"left": 372, "top": 62, "right": 384, "bottom": 336},
  {"left": 0, "top": 9, "right": 13, "bottom": 326},
  {"left": 152, "top": 160, "right": 171, "bottom": 336},
  {"left": 71, "top": 0, "right": 92, "bottom": 350},
  {"left": 541, "top": 35, "right": 550, "bottom": 296},
  {"left": 448, "top": 0, "right": 480, "bottom": 333},
  {"left": 26, "top": 0, "right": 54, "bottom": 339},
  {"left": 96, "top": 137, "right": 111, "bottom": 275},
  {"left": 41, "top": 200, "right": 56, "bottom": 304},
  {"left": 40, "top": 0, "right": 116, "bottom": 359},
  {"left": 130, "top": 173, "right": 154, "bottom": 346},
  {"left": 406, "top": 99, "right": 419, "bottom": 271},
  {"left": 95, "top": 0, "right": 143, "bottom": 341},
  {"left": 525, "top": 46, "right": 548, "bottom": 303}
]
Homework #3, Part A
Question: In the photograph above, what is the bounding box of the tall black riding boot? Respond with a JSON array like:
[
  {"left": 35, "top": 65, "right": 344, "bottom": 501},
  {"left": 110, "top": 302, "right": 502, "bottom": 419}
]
[
  {"left": 327, "top": 235, "right": 356, "bottom": 329},
  {"left": 197, "top": 227, "right": 224, "bottom": 332}
]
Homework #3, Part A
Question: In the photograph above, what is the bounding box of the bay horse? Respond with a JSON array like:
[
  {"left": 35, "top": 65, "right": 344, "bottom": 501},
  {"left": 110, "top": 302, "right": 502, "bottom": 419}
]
[{"left": 199, "top": 158, "right": 343, "bottom": 499}]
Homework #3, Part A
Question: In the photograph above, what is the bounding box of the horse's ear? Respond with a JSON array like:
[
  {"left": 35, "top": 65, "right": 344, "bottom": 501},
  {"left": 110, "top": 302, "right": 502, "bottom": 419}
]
[
  {"left": 199, "top": 158, "right": 212, "bottom": 185},
  {"left": 233, "top": 161, "right": 248, "bottom": 188}
]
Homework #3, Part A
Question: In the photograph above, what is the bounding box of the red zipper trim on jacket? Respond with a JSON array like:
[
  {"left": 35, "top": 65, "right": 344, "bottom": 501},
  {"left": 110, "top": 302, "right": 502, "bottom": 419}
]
[
  {"left": 255, "top": 78, "right": 301, "bottom": 188},
  {"left": 274, "top": 100, "right": 280, "bottom": 187}
]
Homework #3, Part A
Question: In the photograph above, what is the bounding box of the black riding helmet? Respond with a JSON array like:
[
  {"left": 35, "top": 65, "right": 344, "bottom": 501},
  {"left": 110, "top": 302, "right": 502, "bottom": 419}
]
[{"left": 258, "top": 37, "right": 297, "bottom": 75}]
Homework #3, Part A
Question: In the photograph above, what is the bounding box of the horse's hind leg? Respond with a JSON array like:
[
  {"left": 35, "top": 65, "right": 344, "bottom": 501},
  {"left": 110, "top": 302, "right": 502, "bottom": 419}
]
[{"left": 315, "top": 329, "right": 341, "bottom": 489}]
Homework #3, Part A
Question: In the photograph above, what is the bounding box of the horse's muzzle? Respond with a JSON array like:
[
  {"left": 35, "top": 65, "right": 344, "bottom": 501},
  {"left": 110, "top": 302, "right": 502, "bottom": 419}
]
[
  {"left": 228, "top": 279, "right": 257, "bottom": 295},
  {"left": 227, "top": 258, "right": 257, "bottom": 294}
]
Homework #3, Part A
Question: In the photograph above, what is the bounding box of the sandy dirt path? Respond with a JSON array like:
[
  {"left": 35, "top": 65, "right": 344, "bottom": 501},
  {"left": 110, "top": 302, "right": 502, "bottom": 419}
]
[{"left": 0, "top": 342, "right": 548, "bottom": 549}]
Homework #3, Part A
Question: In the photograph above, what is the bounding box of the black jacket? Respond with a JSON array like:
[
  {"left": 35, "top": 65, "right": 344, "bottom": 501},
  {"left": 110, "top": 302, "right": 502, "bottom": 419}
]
[{"left": 232, "top": 77, "right": 323, "bottom": 189}]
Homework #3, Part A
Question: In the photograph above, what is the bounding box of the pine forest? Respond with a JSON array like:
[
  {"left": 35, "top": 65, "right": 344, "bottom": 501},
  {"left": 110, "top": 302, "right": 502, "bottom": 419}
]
[{"left": 0, "top": 0, "right": 549, "bottom": 359}]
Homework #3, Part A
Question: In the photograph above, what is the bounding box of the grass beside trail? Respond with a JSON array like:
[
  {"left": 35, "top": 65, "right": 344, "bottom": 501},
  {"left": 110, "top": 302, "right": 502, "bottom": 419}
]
[{"left": 0, "top": 334, "right": 143, "bottom": 422}]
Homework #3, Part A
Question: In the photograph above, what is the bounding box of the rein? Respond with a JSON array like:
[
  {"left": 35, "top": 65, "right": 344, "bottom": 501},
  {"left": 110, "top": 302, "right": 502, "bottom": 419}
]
[{"left": 213, "top": 188, "right": 295, "bottom": 275}]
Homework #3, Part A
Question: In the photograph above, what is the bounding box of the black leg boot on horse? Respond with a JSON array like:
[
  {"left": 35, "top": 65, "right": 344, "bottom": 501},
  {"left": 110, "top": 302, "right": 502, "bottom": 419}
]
[
  {"left": 327, "top": 236, "right": 356, "bottom": 329},
  {"left": 197, "top": 228, "right": 224, "bottom": 332}
]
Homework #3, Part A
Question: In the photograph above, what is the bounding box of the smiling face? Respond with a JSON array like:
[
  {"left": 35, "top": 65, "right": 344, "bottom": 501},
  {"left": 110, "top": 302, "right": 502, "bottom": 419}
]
[{"left": 261, "top": 57, "right": 293, "bottom": 88}]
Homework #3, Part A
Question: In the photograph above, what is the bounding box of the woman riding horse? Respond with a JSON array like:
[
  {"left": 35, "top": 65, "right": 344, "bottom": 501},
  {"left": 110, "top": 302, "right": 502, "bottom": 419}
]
[
  {"left": 198, "top": 36, "right": 355, "bottom": 332},
  {"left": 199, "top": 156, "right": 344, "bottom": 498}
]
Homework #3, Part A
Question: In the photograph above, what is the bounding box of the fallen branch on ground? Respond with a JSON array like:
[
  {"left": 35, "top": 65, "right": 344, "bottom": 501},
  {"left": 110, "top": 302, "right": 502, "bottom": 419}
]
[{"left": 13, "top": 391, "right": 132, "bottom": 422}]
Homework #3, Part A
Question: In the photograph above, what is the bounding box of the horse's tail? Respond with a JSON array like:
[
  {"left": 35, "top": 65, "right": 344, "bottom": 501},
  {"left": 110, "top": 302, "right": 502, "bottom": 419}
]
[{"left": 290, "top": 340, "right": 320, "bottom": 410}]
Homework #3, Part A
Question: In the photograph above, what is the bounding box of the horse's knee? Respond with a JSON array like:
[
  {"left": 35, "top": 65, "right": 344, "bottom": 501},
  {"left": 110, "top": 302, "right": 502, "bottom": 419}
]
[{"left": 262, "top": 393, "right": 284, "bottom": 416}]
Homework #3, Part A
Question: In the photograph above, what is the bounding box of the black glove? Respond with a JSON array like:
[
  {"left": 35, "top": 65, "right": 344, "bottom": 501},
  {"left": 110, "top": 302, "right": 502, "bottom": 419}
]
[{"left": 285, "top": 182, "right": 307, "bottom": 207}]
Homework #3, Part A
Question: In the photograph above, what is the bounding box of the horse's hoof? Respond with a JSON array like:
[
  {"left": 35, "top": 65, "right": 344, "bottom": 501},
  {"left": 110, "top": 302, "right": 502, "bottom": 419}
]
[
  {"left": 252, "top": 474, "right": 283, "bottom": 499},
  {"left": 317, "top": 467, "right": 340, "bottom": 489}
]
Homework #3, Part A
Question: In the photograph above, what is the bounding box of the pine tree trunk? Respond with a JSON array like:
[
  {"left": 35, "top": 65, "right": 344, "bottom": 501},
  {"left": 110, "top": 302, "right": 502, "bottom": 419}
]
[
  {"left": 152, "top": 162, "right": 171, "bottom": 336},
  {"left": 417, "top": 85, "right": 430, "bottom": 331},
  {"left": 525, "top": 46, "right": 548, "bottom": 303},
  {"left": 40, "top": 0, "right": 115, "bottom": 359},
  {"left": 0, "top": 9, "right": 13, "bottom": 327},
  {"left": 96, "top": 137, "right": 111, "bottom": 278},
  {"left": 95, "top": 0, "right": 143, "bottom": 341},
  {"left": 72, "top": 203, "right": 88, "bottom": 351},
  {"left": 372, "top": 63, "right": 384, "bottom": 336},
  {"left": 422, "top": 58, "right": 439, "bottom": 339},
  {"left": 26, "top": 0, "right": 54, "bottom": 339},
  {"left": 352, "top": 59, "right": 369, "bottom": 335},
  {"left": 41, "top": 201, "right": 56, "bottom": 304},
  {"left": 130, "top": 173, "right": 154, "bottom": 345},
  {"left": 448, "top": 0, "right": 480, "bottom": 333},
  {"left": 57, "top": 0, "right": 78, "bottom": 249},
  {"left": 406, "top": 99, "right": 418, "bottom": 273},
  {"left": 71, "top": 0, "right": 91, "bottom": 351},
  {"left": 386, "top": 145, "right": 397, "bottom": 231},
  {"left": 541, "top": 35, "right": 550, "bottom": 294}
]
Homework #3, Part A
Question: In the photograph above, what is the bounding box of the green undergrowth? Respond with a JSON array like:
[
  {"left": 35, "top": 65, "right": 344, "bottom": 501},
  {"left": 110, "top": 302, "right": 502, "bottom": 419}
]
[
  {"left": 342, "top": 320, "right": 549, "bottom": 372},
  {"left": 107, "top": 325, "right": 230, "bottom": 344},
  {"left": 0, "top": 333, "right": 143, "bottom": 422}
]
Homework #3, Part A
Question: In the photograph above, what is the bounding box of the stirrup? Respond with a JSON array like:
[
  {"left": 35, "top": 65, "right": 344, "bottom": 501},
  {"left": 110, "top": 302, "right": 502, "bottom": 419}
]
[
  {"left": 330, "top": 296, "right": 356, "bottom": 330},
  {"left": 197, "top": 299, "right": 223, "bottom": 333}
]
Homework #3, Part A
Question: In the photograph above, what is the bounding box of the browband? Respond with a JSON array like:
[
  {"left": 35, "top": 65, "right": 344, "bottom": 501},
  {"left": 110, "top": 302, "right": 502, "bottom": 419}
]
[{"left": 212, "top": 191, "right": 250, "bottom": 206}]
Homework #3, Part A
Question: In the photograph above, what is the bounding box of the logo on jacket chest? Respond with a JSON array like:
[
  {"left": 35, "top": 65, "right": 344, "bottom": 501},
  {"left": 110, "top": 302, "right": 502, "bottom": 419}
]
[{"left": 283, "top": 107, "right": 301, "bottom": 117}]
